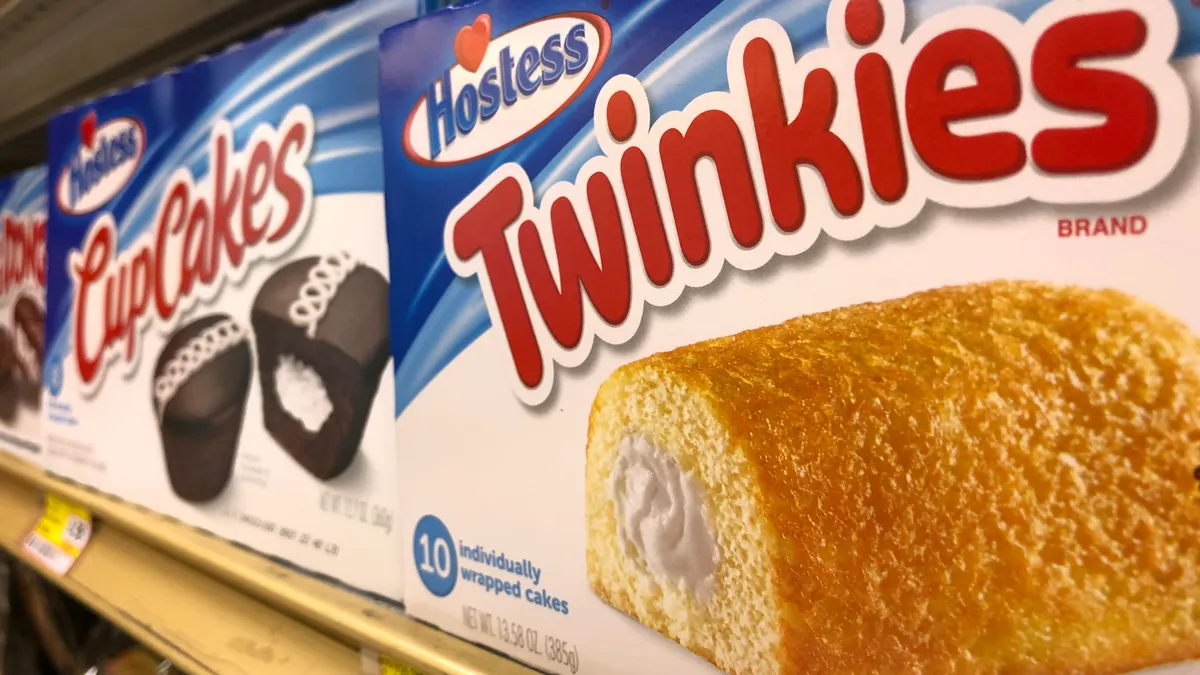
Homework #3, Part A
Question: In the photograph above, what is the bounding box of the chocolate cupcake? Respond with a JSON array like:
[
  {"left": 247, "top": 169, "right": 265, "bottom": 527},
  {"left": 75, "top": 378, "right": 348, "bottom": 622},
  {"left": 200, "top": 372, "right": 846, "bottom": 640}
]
[
  {"left": 251, "top": 253, "right": 389, "bottom": 481},
  {"left": 0, "top": 326, "right": 19, "bottom": 421},
  {"left": 152, "top": 314, "right": 252, "bottom": 503},
  {"left": 0, "top": 326, "right": 17, "bottom": 379},
  {"left": 13, "top": 295, "right": 45, "bottom": 392}
]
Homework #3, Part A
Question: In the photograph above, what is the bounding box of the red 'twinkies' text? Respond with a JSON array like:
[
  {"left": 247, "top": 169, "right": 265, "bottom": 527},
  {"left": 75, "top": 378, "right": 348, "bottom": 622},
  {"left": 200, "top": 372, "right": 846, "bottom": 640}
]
[
  {"left": 0, "top": 213, "right": 47, "bottom": 297},
  {"left": 69, "top": 105, "right": 316, "bottom": 391},
  {"left": 445, "top": 0, "right": 1190, "bottom": 405}
]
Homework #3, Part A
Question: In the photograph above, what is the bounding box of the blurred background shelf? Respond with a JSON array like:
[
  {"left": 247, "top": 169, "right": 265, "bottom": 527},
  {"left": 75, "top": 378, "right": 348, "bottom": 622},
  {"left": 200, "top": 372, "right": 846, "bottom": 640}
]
[
  {"left": 0, "top": 0, "right": 352, "bottom": 173},
  {"left": 0, "top": 453, "right": 536, "bottom": 675}
]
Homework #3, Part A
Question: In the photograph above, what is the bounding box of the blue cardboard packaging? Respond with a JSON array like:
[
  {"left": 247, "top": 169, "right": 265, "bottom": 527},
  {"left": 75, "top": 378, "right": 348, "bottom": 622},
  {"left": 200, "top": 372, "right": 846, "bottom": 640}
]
[
  {"left": 381, "top": 0, "right": 1200, "bottom": 672},
  {"left": 43, "top": 0, "right": 439, "bottom": 601}
]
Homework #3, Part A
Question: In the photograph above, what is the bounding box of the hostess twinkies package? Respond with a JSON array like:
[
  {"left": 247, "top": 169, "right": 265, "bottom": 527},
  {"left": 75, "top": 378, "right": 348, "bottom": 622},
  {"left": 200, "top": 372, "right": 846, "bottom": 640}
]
[
  {"left": 42, "top": 0, "right": 438, "bottom": 602},
  {"left": 0, "top": 166, "right": 47, "bottom": 461},
  {"left": 381, "top": 0, "right": 1200, "bottom": 673}
]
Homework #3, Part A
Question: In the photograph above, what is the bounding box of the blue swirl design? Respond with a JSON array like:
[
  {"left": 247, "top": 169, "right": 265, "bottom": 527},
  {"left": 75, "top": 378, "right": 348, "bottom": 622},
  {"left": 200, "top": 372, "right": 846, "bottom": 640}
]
[
  {"left": 382, "top": 0, "right": 1200, "bottom": 416},
  {"left": 46, "top": 0, "right": 441, "bottom": 370},
  {"left": 0, "top": 166, "right": 48, "bottom": 217}
]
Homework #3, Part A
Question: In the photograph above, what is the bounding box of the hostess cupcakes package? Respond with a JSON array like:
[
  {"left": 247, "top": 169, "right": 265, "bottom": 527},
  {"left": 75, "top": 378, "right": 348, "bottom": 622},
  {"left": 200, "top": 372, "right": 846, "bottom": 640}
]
[
  {"left": 380, "top": 0, "right": 1200, "bottom": 673},
  {"left": 0, "top": 166, "right": 47, "bottom": 461},
  {"left": 41, "top": 0, "right": 439, "bottom": 601}
]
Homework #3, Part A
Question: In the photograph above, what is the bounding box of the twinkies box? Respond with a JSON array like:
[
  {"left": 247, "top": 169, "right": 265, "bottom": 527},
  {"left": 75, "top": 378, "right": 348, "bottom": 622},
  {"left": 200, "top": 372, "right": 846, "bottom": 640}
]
[
  {"left": 0, "top": 166, "right": 47, "bottom": 460},
  {"left": 380, "top": 0, "right": 1200, "bottom": 673},
  {"left": 43, "top": 0, "right": 435, "bottom": 601}
]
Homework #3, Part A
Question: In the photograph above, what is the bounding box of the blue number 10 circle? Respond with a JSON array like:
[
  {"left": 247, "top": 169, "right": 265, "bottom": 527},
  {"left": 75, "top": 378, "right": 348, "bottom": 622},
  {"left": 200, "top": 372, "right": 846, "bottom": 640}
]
[{"left": 413, "top": 514, "right": 457, "bottom": 597}]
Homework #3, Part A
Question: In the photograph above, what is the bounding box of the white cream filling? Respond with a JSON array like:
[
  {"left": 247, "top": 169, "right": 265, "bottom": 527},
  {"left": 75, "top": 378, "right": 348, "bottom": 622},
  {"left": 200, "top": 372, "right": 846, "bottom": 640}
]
[
  {"left": 608, "top": 434, "right": 718, "bottom": 602},
  {"left": 274, "top": 355, "right": 333, "bottom": 433}
]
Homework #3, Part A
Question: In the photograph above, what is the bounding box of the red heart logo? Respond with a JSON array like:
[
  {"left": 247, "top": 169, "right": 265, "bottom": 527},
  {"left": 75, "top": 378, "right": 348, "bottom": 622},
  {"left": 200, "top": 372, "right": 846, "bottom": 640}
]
[
  {"left": 80, "top": 111, "right": 98, "bottom": 150},
  {"left": 454, "top": 14, "right": 492, "bottom": 73}
]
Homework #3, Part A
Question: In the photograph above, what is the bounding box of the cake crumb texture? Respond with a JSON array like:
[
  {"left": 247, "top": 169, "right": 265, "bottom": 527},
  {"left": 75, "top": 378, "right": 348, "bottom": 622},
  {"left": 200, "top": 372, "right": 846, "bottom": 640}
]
[{"left": 585, "top": 280, "right": 1200, "bottom": 675}]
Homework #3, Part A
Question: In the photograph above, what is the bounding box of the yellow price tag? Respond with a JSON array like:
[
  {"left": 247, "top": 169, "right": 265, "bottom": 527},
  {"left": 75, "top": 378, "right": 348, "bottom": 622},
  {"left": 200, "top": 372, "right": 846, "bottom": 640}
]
[
  {"left": 22, "top": 494, "right": 93, "bottom": 575},
  {"left": 380, "top": 659, "right": 419, "bottom": 675},
  {"left": 361, "top": 649, "right": 420, "bottom": 675}
]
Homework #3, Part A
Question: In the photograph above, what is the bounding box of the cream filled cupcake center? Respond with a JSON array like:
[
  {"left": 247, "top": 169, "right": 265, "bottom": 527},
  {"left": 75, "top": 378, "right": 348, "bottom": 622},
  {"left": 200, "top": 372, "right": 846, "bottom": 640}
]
[
  {"left": 275, "top": 354, "right": 333, "bottom": 433},
  {"left": 608, "top": 435, "right": 718, "bottom": 601}
]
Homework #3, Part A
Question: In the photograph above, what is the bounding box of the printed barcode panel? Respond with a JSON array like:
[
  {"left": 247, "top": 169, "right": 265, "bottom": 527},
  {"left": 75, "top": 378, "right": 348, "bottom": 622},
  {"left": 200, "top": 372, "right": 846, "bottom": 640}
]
[{"left": 23, "top": 531, "right": 75, "bottom": 575}]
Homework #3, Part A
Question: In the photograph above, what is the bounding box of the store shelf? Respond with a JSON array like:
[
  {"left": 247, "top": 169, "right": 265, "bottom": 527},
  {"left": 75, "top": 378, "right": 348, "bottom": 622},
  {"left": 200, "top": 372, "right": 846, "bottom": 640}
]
[
  {"left": 0, "top": 466, "right": 357, "bottom": 674},
  {"left": 0, "top": 453, "right": 535, "bottom": 675},
  {"left": 0, "top": 0, "right": 349, "bottom": 172}
]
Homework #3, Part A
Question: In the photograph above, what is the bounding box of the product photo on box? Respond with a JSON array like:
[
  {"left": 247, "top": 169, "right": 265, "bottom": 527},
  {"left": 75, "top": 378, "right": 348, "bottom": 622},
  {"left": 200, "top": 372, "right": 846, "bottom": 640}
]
[
  {"left": 379, "top": 0, "right": 1200, "bottom": 673},
  {"left": 0, "top": 166, "right": 46, "bottom": 462}
]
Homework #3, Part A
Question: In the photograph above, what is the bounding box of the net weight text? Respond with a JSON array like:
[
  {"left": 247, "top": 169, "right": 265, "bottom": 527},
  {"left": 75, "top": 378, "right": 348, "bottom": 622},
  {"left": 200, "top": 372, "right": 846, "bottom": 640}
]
[{"left": 462, "top": 604, "right": 579, "bottom": 673}]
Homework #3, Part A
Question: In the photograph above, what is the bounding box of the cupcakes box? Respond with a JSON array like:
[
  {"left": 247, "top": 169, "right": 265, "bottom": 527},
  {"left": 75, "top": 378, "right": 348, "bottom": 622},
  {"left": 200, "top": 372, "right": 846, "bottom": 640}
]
[{"left": 42, "top": 0, "right": 437, "bottom": 601}]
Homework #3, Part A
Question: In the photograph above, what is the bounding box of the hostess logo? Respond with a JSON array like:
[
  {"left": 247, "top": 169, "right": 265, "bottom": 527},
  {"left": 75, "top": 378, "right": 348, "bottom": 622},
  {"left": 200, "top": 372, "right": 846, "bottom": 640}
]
[
  {"left": 404, "top": 12, "right": 611, "bottom": 165},
  {"left": 56, "top": 111, "right": 145, "bottom": 216}
]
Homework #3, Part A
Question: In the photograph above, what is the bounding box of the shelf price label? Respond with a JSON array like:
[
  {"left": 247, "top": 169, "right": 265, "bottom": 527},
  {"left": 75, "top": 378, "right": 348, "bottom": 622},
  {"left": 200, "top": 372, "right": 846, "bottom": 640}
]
[
  {"left": 360, "top": 648, "right": 421, "bottom": 675},
  {"left": 22, "top": 493, "right": 93, "bottom": 575},
  {"left": 380, "top": 660, "right": 419, "bottom": 675}
]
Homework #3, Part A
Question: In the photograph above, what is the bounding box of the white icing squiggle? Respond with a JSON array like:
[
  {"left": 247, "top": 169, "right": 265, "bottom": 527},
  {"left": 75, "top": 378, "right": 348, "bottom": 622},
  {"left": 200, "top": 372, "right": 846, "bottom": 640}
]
[
  {"left": 609, "top": 435, "right": 719, "bottom": 601},
  {"left": 153, "top": 319, "right": 247, "bottom": 416},
  {"left": 288, "top": 251, "right": 359, "bottom": 338}
]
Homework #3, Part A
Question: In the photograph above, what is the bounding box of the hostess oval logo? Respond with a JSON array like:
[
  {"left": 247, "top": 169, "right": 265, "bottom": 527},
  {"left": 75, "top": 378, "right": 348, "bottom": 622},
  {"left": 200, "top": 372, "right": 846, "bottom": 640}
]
[
  {"left": 56, "top": 111, "right": 145, "bottom": 216},
  {"left": 404, "top": 12, "right": 611, "bottom": 165}
]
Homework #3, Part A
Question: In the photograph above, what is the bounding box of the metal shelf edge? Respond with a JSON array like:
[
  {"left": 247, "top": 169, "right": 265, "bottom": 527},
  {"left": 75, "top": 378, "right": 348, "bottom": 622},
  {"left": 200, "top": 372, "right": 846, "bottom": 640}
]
[
  {"left": 0, "top": 453, "right": 535, "bottom": 675},
  {"left": 0, "top": 465, "right": 360, "bottom": 674}
]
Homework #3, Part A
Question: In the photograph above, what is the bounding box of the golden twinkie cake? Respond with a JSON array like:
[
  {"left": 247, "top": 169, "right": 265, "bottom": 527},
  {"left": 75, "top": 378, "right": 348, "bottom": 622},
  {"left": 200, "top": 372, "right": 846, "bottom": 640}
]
[
  {"left": 380, "top": 0, "right": 1200, "bottom": 672},
  {"left": 586, "top": 281, "right": 1200, "bottom": 675}
]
